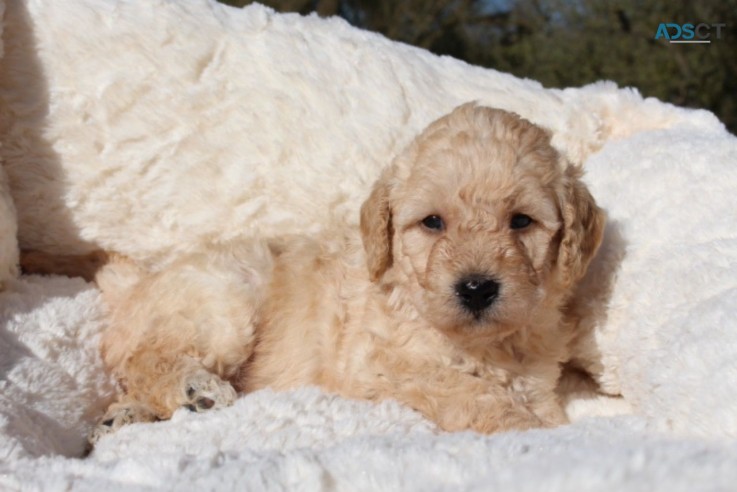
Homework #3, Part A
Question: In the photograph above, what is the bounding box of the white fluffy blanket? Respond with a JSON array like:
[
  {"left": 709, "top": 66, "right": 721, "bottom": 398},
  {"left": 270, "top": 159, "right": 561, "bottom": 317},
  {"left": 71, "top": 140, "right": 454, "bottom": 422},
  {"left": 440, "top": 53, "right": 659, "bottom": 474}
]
[{"left": 2, "top": 1, "right": 737, "bottom": 490}]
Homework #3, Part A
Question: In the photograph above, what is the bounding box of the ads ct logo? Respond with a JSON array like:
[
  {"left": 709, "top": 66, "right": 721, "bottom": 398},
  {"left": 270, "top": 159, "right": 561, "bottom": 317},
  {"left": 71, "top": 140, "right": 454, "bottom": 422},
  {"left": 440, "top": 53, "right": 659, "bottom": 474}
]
[{"left": 654, "top": 23, "right": 726, "bottom": 43}]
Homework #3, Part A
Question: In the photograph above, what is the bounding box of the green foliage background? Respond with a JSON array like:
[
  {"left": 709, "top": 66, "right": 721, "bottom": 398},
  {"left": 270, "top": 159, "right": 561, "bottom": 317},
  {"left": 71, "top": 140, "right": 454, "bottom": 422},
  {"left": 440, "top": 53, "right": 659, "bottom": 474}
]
[{"left": 220, "top": 0, "right": 736, "bottom": 134}]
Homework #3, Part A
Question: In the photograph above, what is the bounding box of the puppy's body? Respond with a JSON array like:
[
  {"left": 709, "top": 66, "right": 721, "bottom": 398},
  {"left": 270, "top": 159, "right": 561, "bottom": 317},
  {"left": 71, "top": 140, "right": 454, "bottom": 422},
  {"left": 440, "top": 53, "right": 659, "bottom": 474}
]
[
  {"left": 246, "top": 233, "right": 566, "bottom": 431},
  {"left": 22, "top": 104, "right": 604, "bottom": 440}
]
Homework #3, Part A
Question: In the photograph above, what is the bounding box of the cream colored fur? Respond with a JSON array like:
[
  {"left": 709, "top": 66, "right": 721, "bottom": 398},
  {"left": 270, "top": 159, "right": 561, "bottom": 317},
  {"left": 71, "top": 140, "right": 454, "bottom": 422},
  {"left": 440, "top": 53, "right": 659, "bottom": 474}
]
[{"left": 24, "top": 105, "right": 605, "bottom": 441}]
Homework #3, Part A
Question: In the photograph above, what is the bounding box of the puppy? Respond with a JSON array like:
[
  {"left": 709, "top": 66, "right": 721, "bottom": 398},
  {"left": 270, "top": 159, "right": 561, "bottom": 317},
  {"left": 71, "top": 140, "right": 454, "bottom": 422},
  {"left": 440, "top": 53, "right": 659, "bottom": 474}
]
[{"left": 22, "top": 103, "right": 605, "bottom": 442}]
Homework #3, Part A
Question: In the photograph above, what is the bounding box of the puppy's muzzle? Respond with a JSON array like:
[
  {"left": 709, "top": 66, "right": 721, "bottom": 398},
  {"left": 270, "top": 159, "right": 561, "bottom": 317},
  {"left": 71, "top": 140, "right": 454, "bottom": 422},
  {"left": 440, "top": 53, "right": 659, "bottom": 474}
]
[{"left": 455, "top": 274, "right": 499, "bottom": 317}]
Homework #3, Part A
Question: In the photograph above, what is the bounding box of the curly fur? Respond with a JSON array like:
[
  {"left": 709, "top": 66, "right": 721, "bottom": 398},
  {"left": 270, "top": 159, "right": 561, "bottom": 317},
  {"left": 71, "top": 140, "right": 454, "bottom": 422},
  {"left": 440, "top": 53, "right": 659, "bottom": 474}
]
[{"left": 21, "top": 104, "right": 605, "bottom": 440}]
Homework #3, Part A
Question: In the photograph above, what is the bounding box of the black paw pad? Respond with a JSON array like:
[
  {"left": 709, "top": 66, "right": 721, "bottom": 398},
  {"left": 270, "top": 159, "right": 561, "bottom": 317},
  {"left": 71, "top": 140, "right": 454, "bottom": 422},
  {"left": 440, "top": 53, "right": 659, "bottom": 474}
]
[{"left": 196, "top": 397, "right": 215, "bottom": 410}]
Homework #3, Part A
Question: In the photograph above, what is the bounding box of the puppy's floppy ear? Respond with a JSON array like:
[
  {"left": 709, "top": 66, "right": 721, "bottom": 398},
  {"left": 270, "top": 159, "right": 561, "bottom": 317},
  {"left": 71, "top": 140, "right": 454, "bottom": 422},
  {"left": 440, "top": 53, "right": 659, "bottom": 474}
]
[
  {"left": 360, "top": 167, "right": 395, "bottom": 282},
  {"left": 556, "top": 166, "right": 606, "bottom": 288}
]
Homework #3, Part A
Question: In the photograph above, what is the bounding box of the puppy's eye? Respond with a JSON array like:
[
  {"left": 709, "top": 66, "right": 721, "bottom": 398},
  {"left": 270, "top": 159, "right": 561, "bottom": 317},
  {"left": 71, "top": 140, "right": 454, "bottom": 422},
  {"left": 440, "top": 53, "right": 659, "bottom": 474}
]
[
  {"left": 421, "top": 215, "right": 445, "bottom": 231},
  {"left": 510, "top": 214, "right": 533, "bottom": 230}
]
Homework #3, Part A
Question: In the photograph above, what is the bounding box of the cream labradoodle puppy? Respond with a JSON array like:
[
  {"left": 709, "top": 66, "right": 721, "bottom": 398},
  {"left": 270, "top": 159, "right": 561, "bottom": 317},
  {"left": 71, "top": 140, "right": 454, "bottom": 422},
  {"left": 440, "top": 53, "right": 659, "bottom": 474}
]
[{"left": 22, "top": 103, "right": 605, "bottom": 442}]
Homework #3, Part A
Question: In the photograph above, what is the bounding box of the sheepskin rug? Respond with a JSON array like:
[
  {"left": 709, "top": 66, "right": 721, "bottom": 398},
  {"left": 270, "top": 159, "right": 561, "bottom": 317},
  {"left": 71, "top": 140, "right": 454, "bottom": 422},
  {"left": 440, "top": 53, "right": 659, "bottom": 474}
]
[{"left": 1, "top": 0, "right": 737, "bottom": 490}]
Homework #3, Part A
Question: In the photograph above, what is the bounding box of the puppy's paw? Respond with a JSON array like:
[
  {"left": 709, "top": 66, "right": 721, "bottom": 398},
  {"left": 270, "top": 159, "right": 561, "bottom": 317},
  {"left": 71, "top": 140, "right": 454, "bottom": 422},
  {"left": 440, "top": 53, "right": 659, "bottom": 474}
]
[
  {"left": 182, "top": 371, "right": 237, "bottom": 413},
  {"left": 499, "top": 406, "right": 548, "bottom": 432},
  {"left": 468, "top": 402, "right": 545, "bottom": 434},
  {"left": 89, "top": 400, "right": 157, "bottom": 445}
]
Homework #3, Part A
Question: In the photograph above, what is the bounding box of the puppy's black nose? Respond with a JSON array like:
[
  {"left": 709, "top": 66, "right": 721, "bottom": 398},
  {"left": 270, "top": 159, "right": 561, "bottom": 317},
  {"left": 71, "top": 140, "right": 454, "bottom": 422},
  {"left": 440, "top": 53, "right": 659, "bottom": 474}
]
[{"left": 455, "top": 275, "right": 499, "bottom": 314}]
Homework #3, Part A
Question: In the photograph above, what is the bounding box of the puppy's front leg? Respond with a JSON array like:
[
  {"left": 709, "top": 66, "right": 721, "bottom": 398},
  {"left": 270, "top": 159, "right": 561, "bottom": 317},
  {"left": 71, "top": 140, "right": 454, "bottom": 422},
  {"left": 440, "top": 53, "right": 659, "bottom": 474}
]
[
  {"left": 390, "top": 371, "right": 545, "bottom": 434},
  {"left": 121, "top": 351, "right": 237, "bottom": 419},
  {"left": 93, "top": 241, "right": 273, "bottom": 441},
  {"left": 89, "top": 353, "right": 237, "bottom": 445}
]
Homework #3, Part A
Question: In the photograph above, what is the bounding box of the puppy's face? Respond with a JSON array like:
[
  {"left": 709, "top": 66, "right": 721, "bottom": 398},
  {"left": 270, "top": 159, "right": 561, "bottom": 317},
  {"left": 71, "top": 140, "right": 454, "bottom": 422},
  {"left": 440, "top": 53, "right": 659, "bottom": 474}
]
[{"left": 361, "top": 104, "right": 604, "bottom": 336}]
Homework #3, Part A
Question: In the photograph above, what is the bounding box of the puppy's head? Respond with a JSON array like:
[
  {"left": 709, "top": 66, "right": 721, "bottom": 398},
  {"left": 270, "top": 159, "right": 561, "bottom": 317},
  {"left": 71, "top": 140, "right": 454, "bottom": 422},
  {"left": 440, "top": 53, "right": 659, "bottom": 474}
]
[{"left": 360, "top": 103, "right": 604, "bottom": 336}]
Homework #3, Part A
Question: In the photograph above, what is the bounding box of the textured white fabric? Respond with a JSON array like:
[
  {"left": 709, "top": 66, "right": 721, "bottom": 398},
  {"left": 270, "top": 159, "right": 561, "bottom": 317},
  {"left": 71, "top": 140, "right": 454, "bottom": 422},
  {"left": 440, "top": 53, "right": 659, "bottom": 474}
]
[
  {"left": 1, "top": 0, "right": 736, "bottom": 489},
  {"left": 0, "top": 0, "right": 706, "bottom": 266}
]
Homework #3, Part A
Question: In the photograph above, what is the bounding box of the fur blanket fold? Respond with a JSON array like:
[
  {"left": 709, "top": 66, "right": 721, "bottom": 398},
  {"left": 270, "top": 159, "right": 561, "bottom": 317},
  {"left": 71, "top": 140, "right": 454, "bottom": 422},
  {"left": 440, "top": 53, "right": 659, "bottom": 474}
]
[{"left": 1, "top": 0, "right": 736, "bottom": 490}]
